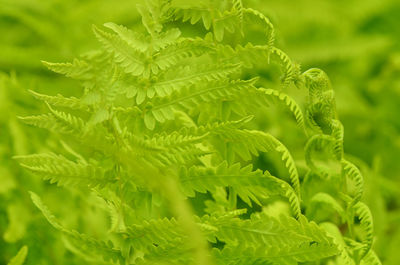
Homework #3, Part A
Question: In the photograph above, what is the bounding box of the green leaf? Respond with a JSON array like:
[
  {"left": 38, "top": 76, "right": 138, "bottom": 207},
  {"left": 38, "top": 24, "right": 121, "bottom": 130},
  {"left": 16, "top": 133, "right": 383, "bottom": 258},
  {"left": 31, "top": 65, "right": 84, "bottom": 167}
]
[{"left": 7, "top": 246, "right": 28, "bottom": 265}]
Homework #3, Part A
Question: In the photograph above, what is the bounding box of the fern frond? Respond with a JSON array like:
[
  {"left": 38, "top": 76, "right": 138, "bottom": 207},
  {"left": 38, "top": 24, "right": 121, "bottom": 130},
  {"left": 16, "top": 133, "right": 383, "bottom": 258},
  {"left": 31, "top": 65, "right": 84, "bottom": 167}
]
[
  {"left": 170, "top": 0, "right": 243, "bottom": 40},
  {"left": 270, "top": 47, "right": 295, "bottom": 86},
  {"left": 15, "top": 2, "right": 382, "bottom": 264},
  {"left": 152, "top": 28, "right": 182, "bottom": 51},
  {"left": 212, "top": 9, "right": 241, "bottom": 41},
  {"left": 152, "top": 63, "right": 242, "bottom": 97},
  {"left": 305, "top": 104, "right": 334, "bottom": 135},
  {"left": 124, "top": 211, "right": 329, "bottom": 263},
  {"left": 213, "top": 216, "right": 338, "bottom": 264},
  {"left": 331, "top": 119, "right": 344, "bottom": 159},
  {"left": 123, "top": 217, "right": 182, "bottom": 250},
  {"left": 30, "top": 192, "right": 124, "bottom": 264},
  {"left": 18, "top": 113, "right": 58, "bottom": 129},
  {"left": 264, "top": 134, "right": 301, "bottom": 200},
  {"left": 244, "top": 8, "right": 275, "bottom": 47},
  {"left": 205, "top": 212, "right": 311, "bottom": 248},
  {"left": 146, "top": 79, "right": 257, "bottom": 129},
  {"left": 93, "top": 25, "right": 146, "bottom": 76},
  {"left": 15, "top": 153, "right": 111, "bottom": 188},
  {"left": 18, "top": 112, "right": 83, "bottom": 136},
  {"left": 152, "top": 131, "right": 208, "bottom": 159},
  {"left": 232, "top": 0, "right": 244, "bottom": 29},
  {"left": 216, "top": 43, "right": 271, "bottom": 68},
  {"left": 179, "top": 162, "right": 295, "bottom": 207},
  {"left": 303, "top": 68, "right": 333, "bottom": 100},
  {"left": 125, "top": 130, "right": 209, "bottom": 165},
  {"left": 30, "top": 192, "right": 65, "bottom": 230},
  {"left": 153, "top": 38, "right": 213, "bottom": 70},
  {"left": 205, "top": 129, "right": 301, "bottom": 201},
  {"left": 185, "top": 160, "right": 300, "bottom": 217},
  {"left": 202, "top": 115, "right": 253, "bottom": 132},
  {"left": 19, "top": 112, "right": 115, "bottom": 153},
  {"left": 245, "top": 130, "right": 301, "bottom": 199},
  {"left": 353, "top": 201, "right": 374, "bottom": 259},
  {"left": 104, "top": 22, "right": 149, "bottom": 52},
  {"left": 179, "top": 116, "right": 253, "bottom": 138},
  {"left": 341, "top": 159, "right": 364, "bottom": 203},
  {"left": 136, "top": 2, "right": 167, "bottom": 35},
  {"left": 257, "top": 87, "right": 305, "bottom": 131},
  {"left": 42, "top": 59, "right": 92, "bottom": 80},
  {"left": 168, "top": 0, "right": 212, "bottom": 26},
  {"left": 284, "top": 187, "right": 302, "bottom": 219},
  {"left": 29, "top": 90, "right": 89, "bottom": 111}
]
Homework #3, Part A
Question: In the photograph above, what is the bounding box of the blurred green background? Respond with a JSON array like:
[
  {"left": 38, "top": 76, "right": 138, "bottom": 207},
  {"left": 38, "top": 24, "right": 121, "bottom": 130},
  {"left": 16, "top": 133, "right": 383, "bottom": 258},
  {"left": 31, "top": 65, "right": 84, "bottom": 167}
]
[{"left": 1, "top": 0, "right": 399, "bottom": 264}]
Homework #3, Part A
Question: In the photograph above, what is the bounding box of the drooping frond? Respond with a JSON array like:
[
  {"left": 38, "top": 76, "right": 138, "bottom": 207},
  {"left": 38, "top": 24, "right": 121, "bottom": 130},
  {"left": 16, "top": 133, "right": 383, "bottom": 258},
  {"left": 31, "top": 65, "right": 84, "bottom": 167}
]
[
  {"left": 257, "top": 87, "right": 306, "bottom": 131},
  {"left": 198, "top": 128, "right": 302, "bottom": 203},
  {"left": 243, "top": 7, "right": 275, "bottom": 47},
  {"left": 30, "top": 192, "right": 124, "bottom": 264},
  {"left": 270, "top": 47, "right": 295, "bottom": 86},
  {"left": 241, "top": 130, "right": 301, "bottom": 199}
]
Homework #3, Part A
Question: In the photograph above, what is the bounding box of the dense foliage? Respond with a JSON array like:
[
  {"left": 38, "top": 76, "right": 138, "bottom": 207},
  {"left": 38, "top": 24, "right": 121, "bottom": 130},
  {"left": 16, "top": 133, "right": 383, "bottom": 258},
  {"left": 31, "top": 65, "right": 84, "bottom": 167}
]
[{"left": 1, "top": 0, "right": 398, "bottom": 265}]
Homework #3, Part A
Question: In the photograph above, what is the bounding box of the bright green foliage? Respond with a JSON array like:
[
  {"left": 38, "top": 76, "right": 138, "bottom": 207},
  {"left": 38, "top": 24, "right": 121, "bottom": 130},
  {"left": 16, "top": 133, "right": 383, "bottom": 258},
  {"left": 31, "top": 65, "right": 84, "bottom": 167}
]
[
  {"left": 7, "top": 246, "right": 28, "bottom": 265},
  {"left": 1, "top": 0, "right": 396, "bottom": 264},
  {"left": 258, "top": 1, "right": 400, "bottom": 264}
]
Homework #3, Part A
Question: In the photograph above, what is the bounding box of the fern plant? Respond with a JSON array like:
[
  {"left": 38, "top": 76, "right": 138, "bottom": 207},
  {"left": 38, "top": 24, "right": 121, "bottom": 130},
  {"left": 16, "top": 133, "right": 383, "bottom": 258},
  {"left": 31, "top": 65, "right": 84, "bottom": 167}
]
[{"left": 15, "top": 1, "right": 381, "bottom": 264}]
